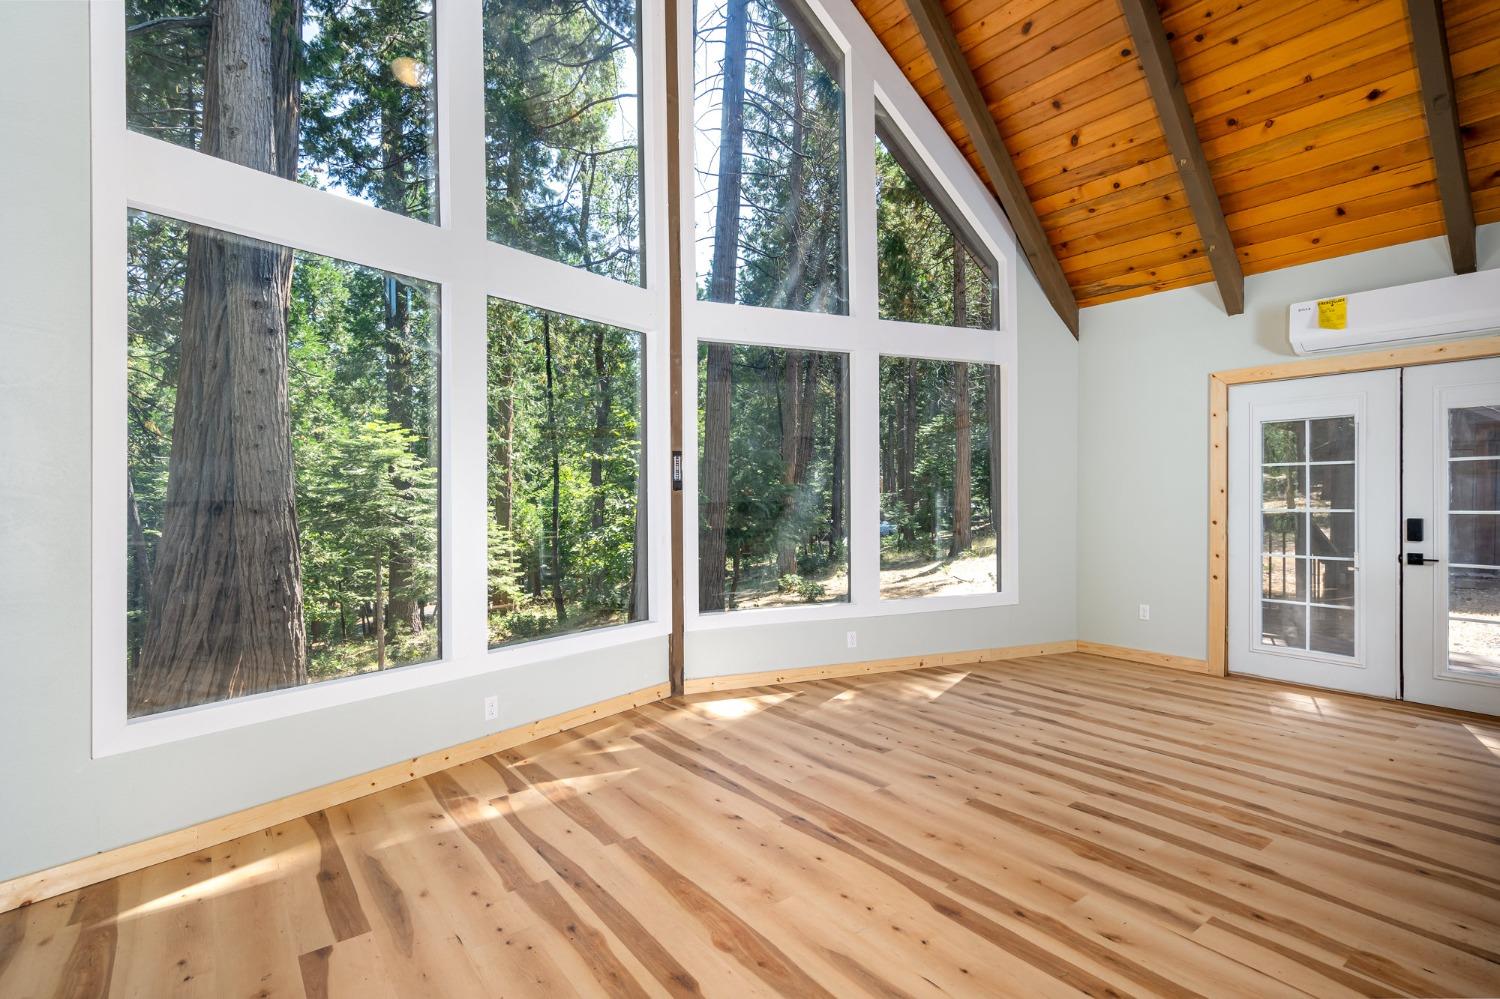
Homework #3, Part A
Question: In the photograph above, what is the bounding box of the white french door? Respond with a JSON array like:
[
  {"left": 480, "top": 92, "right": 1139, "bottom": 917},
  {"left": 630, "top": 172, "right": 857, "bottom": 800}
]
[
  {"left": 1402, "top": 358, "right": 1500, "bottom": 715},
  {"left": 1228, "top": 371, "right": 1401, "bottom": 697}
]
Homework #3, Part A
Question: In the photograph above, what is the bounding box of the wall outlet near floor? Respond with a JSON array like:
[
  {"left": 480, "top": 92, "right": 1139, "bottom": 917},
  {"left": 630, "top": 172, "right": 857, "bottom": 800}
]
[
  {"left": 847, "top": 630, "right": 858, "bottom": 649},
  {"left": 1139, "top": 604, "right": 1150, "bottom": 621},
  {"left": 483, "top": 695, "right": 498, "bottom": 722}
]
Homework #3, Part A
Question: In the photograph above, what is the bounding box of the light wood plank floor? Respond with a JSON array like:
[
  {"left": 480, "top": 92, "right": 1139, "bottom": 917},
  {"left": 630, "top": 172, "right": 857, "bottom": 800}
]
[{"left": 3, "top": 652, "right": 1500, "bottom": 998}]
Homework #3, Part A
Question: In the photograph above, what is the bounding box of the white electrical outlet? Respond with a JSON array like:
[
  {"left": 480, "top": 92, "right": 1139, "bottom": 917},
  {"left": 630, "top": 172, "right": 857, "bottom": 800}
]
[
  {"left": 483, "top": 695, "right": 498, "bottom": 721},
  {"left": 1139, "top": 604, "right": 1150, "bottom": 621},
  {"left": 846, "top": 630, "right": 858, "bottom": 649}
]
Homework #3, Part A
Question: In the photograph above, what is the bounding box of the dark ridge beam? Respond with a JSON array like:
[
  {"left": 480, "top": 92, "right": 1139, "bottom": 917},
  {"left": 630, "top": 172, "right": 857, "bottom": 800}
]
[
  {"left": 1118, "top": 0, "right": 1244, "bottom": 316},
  {"left": 905, "top": 0, "right": 1079, "bottom": 337},
  {"left": 1407, "top": 0, "right": 1476, "bottom": 274}
]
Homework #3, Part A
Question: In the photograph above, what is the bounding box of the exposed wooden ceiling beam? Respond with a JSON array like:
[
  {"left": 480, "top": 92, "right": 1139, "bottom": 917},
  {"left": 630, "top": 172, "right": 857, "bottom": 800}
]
[
  {"left": 1118, "top": 0, "right": 1244, "bottom": 316},
  {"left": 904, "top": 0, "right": 1079, "bottom": 336},
  {"left": 1407, "top": 0, "right": 1476, "bottom": 274}
]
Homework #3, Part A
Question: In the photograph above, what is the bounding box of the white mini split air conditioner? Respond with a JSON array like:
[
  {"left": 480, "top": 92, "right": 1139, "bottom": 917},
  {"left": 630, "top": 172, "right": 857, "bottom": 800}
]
[{"left": 1288, "top": 268, "right": 1500, "bottom": 356}]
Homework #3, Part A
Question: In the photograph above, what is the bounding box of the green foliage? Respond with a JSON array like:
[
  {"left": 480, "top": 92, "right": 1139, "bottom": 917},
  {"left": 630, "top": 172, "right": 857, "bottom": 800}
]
[
  {"left": 776, "top": 574, "right": 826, "bottom": 602},
  {"left": 875, "top": 139, "right": 994, "bottom": 329},
  {"left": 126, "top": 212, "right": 442, "bottom": 678},
  {"left": 486, "top": 301, "right": 644, "bottom": 647},
  {"left": 483, "top": 0, "right": 642, "bottom": 281}
]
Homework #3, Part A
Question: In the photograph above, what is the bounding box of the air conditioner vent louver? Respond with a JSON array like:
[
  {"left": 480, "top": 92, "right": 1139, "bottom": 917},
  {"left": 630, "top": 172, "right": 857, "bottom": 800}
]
[{"left": 1288, "top": 269, "right": 1500, "bottom": 356}]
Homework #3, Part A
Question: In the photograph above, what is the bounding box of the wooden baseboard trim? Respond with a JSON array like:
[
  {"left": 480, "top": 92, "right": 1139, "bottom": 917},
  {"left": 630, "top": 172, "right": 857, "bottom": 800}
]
[
  {"left": 0, "top": 681, "right": 670, "bottom": 916},
  {"left": 682, "top": 640, "right": 1078, "bottom": 694},
  {"left": 1075, "top": 641, "right": 1214, "bottom": 674}
]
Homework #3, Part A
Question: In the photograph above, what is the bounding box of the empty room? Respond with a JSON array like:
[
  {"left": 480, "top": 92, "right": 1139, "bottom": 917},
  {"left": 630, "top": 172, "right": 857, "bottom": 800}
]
[{"left": 3, "top": 0, "right": 1500, "bottom": 994}]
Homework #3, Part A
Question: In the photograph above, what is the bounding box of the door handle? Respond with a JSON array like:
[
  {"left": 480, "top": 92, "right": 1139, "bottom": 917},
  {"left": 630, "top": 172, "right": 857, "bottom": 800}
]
[{"left": 1405, "top": 553, "right": 1441, "bottom": 565}]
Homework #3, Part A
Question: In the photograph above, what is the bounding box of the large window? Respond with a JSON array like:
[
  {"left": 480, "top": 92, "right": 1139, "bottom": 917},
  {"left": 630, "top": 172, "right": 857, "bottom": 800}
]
[
  {"left": 698, "top": 344, "right": 848, "bottom": 611},
  {"left": 876, "top": 121, "right": 994, "bottom": 329},
  {"left": 126, "top": 0, "right": 439, "bottom": 221},
  {"left": 126, "top": 211, "right": 440, "bottom": 717},
  {"left": 484, "top": 0, "right": 644, "bottom": 282},
  {"left": 879, "top": 358, "right": 1001, "bottom": 599},
  {"left": 693, "top": 0, "right": 846, "bottom": 312},
  {"left": 488, "top": 302, "right": 646, "bottom": 645}
]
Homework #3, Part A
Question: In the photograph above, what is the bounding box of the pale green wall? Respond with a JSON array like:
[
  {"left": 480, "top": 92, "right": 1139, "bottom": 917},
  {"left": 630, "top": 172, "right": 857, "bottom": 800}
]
[{"left": 1076, "top": 224, "right": 1500, "bottom": 661}]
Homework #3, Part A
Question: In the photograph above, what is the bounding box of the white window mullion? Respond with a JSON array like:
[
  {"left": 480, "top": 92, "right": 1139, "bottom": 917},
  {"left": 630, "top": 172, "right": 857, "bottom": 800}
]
[
  {"left": 439, "top": 0, "right": 492, "bottom": 664},
  {"left": 849, "top": 349, "right": 881, "bottom": 608},
  {"left": 845, "top": 62, "right": 877, "bottom": 323}
]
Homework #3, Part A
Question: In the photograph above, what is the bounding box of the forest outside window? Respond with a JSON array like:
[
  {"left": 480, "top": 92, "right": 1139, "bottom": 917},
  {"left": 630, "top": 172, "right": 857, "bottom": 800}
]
[
  {"left": 693, "top": 0, "right": 847, "bottom": 314},
  {"left": 488, "top": 301, "right": 647, "bottom": 646},
  {"left": 876, "top": 119, "right": 995, "bottom": 329},
  {"left": 484, "top": 0, "right": 645, "bottom": 284},
  {"left": 698, "top": 343, "right": 849, "bottom": 612},
  {"left": 126, "top": 0, "right": 439, "bottom": 222},
  {"left": 126, "top": 211, "right": 440, "bottom": 718},
  {"left": 879, "top": 358, "right": 1000, "bottom": 599}
]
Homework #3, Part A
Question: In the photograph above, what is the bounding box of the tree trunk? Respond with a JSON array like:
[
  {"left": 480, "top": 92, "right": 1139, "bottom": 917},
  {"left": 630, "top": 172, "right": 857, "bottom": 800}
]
[
  {"left": 590, "top": 328, "right": 610, "bottom": 531},
  {"left": 699, "top": 0, "right": 748, "bottom": 611},
  {"left": 373, "top": 547, "right": 386, "bottom": 670},
  {"left": 777, "top": 40, "right": 807, "bottom": 309},
  {"left": 985, "top": 364, "right": 1002, "bottom": 581},
  {"left": 831, "top": 362, "right": 844, "bottom": 553},
  {"left": 133, "top": 0, "right": 307, "bottom": 716},
  {"left": 543, "top": 314, "right": 567, "bottom": 623},
  {"left": 700, "top": 344, "right": 733, "bottom": 611},
  {"left": 899, "top": 360, "right": 917, "bottom": 545},
  {"left": 951, "top": 243, "right": 971, "bottom": 556},
  {"left": 776, "top": 351, "right": 803, "bottom": 576}
]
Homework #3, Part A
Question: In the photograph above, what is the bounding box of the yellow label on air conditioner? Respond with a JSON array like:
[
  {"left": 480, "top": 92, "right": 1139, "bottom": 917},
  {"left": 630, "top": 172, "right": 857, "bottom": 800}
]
[{"left": 1317, "top": 296, "right": 1347, "bottom": 330}]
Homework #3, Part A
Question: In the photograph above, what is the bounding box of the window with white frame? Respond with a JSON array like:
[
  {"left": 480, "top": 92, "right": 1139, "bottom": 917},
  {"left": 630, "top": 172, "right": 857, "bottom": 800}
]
[
  {"left": 95, "top": 0, "right": 669, "bottom": 750},
  {"left": 693, "top": 0, "right": 846, "bottom": 313},
  {"left": 684, "top": 3, "right": 1017, "bottom": 624},
  {"left": 95, "top": 0, "right": 1015, "bottom": 746}
]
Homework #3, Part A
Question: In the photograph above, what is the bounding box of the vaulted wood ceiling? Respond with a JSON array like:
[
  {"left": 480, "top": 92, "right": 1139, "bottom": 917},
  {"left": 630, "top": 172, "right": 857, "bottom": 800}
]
[{"left": 854, "top": 0, "right": 1500, "bottom": 316}]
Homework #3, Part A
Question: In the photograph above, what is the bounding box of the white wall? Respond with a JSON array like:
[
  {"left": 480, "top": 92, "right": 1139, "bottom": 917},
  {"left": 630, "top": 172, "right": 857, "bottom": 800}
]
[
  {"left": 1077, "top": 223, "right": 1500, "bottom": 661},
  {"left": 0, "top": 1, "right": 1077, "bottom": 882}
]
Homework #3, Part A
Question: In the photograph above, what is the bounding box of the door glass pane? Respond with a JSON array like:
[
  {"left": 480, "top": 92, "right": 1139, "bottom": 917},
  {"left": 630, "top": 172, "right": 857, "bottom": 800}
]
[
  {"left": 1259, "top": 417, "right": 1355, "bottom": 656},
  {"left": 1448, "top": 407, "right": 1500, "bottom": 677},
  {"left": 1308, "top": 464, "right": 1354, "bottom": 510},
  {"left": 1449, "top": 567, "right": 1500, "bottom": 676},
  {"left": 1309, "top": 607, "right": 1355, "bottom": 656},
  {"left": 1309, "top": 417, "right": 1355, "bottom": 461},
  {"left": 1449, "top": 406, "right": 1500, "bottom": 457},
  {"left": 1262, "top": 602, "right": 1306, "bottom": 649}
]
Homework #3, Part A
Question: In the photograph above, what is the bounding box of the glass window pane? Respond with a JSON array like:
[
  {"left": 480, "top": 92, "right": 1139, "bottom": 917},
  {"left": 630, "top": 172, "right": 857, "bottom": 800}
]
[
  {"left": 1450, "top": 458, "right": 1500, "bottom": 511},
  {"left": 1261, "top": 602, "right": 1306, "bottom": 649},
  {"left": 1308, "top": 417, "right": 1354, "bottom": 461},
  {"left": 1451, "top": 514, "right": 1500, "bottom": 566},
  {"left": 878, "top": 358, "right": 999, "bottom": 599},
  {"left": 1262, "top": 513, "right": 1305, "bottom": 556},
  {"left": 486, "top": 302, "right": 645, "bottom": 647},
  {"left": 1262, "top": 467, "right": 1304, "bottom": 510},
  {"left": 1309, "top": 606, "right": 1355, "bottom": 656},
  {"left": 1262, "top": 420, "right": 1305, "bottom": 463},
  {"left": 694, "top": 0, "right": 846, "bottom": 313},
  {"left": 1450, "top": 405, "right": 1500, "bottom": 458},
  {"left": 1449, "top": 567, "right": 1500, "bottom": 675},
  {"left": 127, "top": 210, "right": 440, "bottom": 717},
  {"left": 1310, "top": 513, "right": 1355, "bottom": 559},
  {"left": 1309, "top": 559, "right": 1356, "bottom": 607},
  {"left": 1262, "top": 556, "right": 1305, "bottom": 601},
  {"left": 698, "top": 344, "right": 849, "bottom": 611},
  {"left": 875, "top": 133, "right": 994, "bottom": 329},
  {"left": 126, "top": 0, "right": 438, "bottom": 221},
  {"left": 483, "top": 0, "right": 643, "bottom": 283},
  {"left": 1308, "top": 463, "right": 1354, "bottom": 510}
]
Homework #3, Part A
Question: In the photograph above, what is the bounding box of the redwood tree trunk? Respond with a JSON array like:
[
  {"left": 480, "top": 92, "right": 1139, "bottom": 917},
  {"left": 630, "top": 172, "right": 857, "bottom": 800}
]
[
  {"left": 899, "top": 360, "right": 917, "bottom": 545},
  {"left": 543, "top": 314, "right": 567, "bottom": 623},
  {"left": 133, "top": 0, "right": 307, "bottom": 716},
  {"left": 699, "top": 0, "right": 748, "bottom": 612}
]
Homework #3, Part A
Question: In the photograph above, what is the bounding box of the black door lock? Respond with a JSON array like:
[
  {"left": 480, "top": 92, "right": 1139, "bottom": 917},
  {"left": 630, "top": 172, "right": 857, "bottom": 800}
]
[
  {"left": 1405, "top": 552, "right": 1440, "bottom": 565},
  {"left": 1406, "top": 517, "right": 1424, "bottom": 542}
]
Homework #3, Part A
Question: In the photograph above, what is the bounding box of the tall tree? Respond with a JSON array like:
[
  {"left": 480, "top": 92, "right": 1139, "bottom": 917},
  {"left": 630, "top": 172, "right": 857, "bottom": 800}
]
[
  {"left": 542, "top": 314, "right": 568, "bottom": 622},
  {"left": 951, "top": 243, "right": 972, "bottom": 556},
  {"left": 133, "top": 0, "right": 307, "bottom": 715},
  {"left": 699, "top": 0, "right": 749, "bottom": 611}
]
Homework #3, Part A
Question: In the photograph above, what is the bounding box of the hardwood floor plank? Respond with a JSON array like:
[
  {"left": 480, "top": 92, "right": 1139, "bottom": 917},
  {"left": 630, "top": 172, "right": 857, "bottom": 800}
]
[{"left": 9, "top": 654, "right": 1500, "bottom": 997}]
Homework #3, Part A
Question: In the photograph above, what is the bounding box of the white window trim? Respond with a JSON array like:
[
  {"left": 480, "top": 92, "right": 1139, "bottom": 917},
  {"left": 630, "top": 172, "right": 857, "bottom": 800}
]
[
  {"left": 676, "top": 0, "right": 1021, "bottom": 632},
  {"left": 89, "top": 0, "right": 673, "bottom": 756}
]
